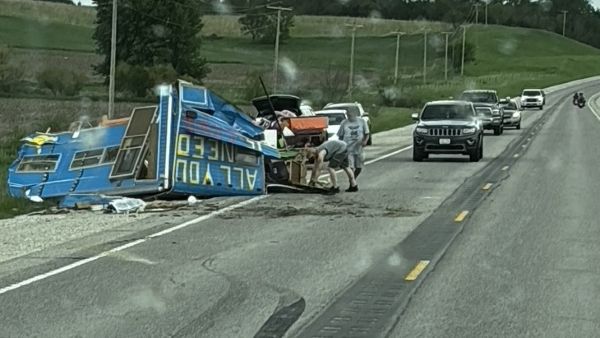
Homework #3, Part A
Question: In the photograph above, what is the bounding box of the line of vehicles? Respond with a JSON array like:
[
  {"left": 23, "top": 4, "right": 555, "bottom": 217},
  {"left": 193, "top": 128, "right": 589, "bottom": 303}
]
[
  {"left": 411, "top": 88, "right": 546, "bottom": 162},
  {"left": 6, "top": 78, "right": 549, "bottom": 205}
]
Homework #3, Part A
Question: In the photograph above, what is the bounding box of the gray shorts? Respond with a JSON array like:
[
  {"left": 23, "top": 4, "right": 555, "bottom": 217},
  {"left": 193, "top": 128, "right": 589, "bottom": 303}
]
[
  {"left": 348, "top": 152, "right": 364, "bottom": 169},
  {"left": 328, "top": 151, "right": 349, "bottom": 169}
]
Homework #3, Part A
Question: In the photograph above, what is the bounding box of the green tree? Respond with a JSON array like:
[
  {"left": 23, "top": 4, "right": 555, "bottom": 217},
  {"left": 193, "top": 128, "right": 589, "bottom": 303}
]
[
  {"left": 239, "top": 2, "right": 294, "bottom": 43},
  {"left": 93, "top": 0, "right": 209, "bottom": 83}
]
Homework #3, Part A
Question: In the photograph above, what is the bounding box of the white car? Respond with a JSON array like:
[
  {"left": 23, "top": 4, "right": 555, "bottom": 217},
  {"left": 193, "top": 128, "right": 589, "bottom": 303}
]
[
  {"left": 315, "top": 109, "right": 348, "bottom": 140},
  {"left": 322, "top": 102, "right": 372, "bottom": 145},
  {"left": 520, "top": 89, "right": 545, "bottom": 110}
]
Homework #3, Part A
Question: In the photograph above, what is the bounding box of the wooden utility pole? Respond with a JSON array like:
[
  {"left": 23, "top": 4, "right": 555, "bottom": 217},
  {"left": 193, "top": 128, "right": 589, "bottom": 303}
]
[
  {"left": 474, "top": 3, "right": 481, "bottom": 25},
  {"left": 267, "top": 5, "right": 292, "bottom": 93},
  {"left": 423, "top": 31, "right": 428, "bottom": 84},
  {"left": 485, "top": 2, "right": 488, "bottom": 25},
  {"left": 345, "top": 23, "right": 363, "bottom": 93},
  {"left": 392, "top": 31, "right": 406, "bottom": 85},
  {"left": 561, "top": 10, "right": 568, "bottom": 36},
  {"left": 461, "top": 26, "right": 467, "bottom": 76},
  {"left": 442, "top": 32, "right": 452, "bottom": 81},
  {"left": 108, "top": 0, "right": 117, "bottom": 119}
]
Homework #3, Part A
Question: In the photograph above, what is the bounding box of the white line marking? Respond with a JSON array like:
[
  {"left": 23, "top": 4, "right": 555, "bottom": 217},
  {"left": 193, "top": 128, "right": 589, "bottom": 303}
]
[
  {"left": 502, "top": 166, "right": 510, "bottom": 171},
  {"left": 365, "top": 145, "right": 413, "bottom": 165},
  {"left": 0, "top": 146, "right": 412, "bottom": 295},
  {"left": 0, "top": 239, "right": 145, "bottom": 295},
  {"left": 588, "top": 92, "right": 600, "bottom": 122},
  {"left": 318, "top": 145, "right": 413, "bottom": 179}
]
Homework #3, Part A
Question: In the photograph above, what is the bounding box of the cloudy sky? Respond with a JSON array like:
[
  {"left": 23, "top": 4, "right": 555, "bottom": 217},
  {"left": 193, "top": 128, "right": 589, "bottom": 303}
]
[{"left": 74, "top": 0, "right": 600, "bottom": 9}]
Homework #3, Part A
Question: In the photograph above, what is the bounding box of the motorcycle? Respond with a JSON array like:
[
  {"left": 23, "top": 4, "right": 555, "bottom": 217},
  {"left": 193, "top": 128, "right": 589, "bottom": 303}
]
[{"left": 573, "top": 95, "right": 586, "bottom": 108}]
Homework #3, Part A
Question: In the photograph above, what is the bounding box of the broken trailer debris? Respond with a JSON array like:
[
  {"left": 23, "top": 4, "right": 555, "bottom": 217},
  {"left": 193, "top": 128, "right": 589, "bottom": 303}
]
[{"left": 7, "top": 80, "right": 335, "bottom": 208}]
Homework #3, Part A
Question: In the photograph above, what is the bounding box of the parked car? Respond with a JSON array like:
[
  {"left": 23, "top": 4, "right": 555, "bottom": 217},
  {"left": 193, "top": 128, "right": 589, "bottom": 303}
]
[
  {"left": 322, "top": 102, "right": 372, "bottom": 145},
  {"left": 475, "top": 107, "right": 494, "bottom": 131},
  {"left": 460, "top": 89, "right": 504, "bottom": 135},
  {"left": 411, "top": 100, "right": 484, "bottom": 162},
  {"left": 500, "top": 98, "right": 522, "bottom": 129},
  {"left": 315, "top": 109, "right": 348, "bottom": 140},
  {"left": 520, "top": 89, "right": 545, "bottom": 110}
]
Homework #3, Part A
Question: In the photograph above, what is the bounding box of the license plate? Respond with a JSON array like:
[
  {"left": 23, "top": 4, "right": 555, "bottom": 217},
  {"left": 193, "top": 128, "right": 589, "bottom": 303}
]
[{"left": 439, "top": 138, "right": 451, "bottom": 145}]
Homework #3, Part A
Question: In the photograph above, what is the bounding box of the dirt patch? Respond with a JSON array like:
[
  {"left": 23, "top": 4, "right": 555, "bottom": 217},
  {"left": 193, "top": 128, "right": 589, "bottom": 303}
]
[{"left": 218, "top": 195, "right": 421, "bottom": 219}]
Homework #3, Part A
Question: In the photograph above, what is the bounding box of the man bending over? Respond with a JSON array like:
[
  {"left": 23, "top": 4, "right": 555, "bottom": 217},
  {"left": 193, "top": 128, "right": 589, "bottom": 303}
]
[{"left": 306, "top": 139, "right": 358, "bottom": 193}]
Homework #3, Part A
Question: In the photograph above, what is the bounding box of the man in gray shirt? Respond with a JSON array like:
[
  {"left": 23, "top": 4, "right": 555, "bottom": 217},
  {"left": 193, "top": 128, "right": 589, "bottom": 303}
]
[
  {"left": 307, "top": 139, "right": 358, "bottom": 193},
  {"left": 336, "top": 110, "right": 370, "bottom": 178}
]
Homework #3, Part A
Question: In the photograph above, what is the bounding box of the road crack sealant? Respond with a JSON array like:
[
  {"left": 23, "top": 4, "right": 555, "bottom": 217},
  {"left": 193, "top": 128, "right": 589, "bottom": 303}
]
[{"left": 292, "top": 86, "right": 600, "bottom": 338}]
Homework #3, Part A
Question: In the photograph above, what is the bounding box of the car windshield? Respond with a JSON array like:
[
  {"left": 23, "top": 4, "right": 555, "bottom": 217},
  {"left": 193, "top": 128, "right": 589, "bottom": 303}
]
[
  {"left": 460, "top": 92, "right": 498, "bottom": 103},
  {"left": 501, "top": 102, "right": 518, "bottom": 110},
  {"left": 318, "top": 113, "right": 346, "bottom": 125},
  {"left": 523, "top": 90, "right": 541, "bottom": 96},
  {"left": 325, "top": 105, "right": 361, "bottom": 116},
  {"left": 476, "top": 107, "right": 493, "bottom": 116},
  {"left": 421, "top": 104, "right": 473, "bottom": 120}
]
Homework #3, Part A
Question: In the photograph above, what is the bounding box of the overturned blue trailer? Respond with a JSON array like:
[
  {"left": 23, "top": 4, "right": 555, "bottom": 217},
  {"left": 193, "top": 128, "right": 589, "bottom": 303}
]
[{"left": 7, "top": 81, "right": 282, "bottom": 207}]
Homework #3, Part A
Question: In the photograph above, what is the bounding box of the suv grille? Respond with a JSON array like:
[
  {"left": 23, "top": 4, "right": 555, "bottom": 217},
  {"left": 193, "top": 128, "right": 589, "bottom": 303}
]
[
  {"left": 428, "top": 128, "right": 462, "bottom": 136},
  {"left": 526, "top": 98, "right": 537, "bottom": 102}
]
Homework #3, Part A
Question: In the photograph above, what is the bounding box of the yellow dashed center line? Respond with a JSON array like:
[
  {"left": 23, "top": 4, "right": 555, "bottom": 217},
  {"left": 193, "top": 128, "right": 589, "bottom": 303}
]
[
  {"left": 482, "top": 183, "right": 493, "bottom": 191},
  {"left": 405, "top": 260, "right": 430, "bottom": 281},
  {"left": 454, "top": 210, "right": 469, "bottom": 222}
]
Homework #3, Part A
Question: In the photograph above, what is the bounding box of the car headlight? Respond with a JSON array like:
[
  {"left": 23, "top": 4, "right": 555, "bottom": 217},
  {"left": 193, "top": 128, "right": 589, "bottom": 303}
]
[
  {"left": 512, "top": 112, "right": 520, "bottom": 118},
  {"left": 416, "top": 127, "right": 428, "bottom": 135},
  {"left": 462, "top": 127, "right": 476, "bottom": 135}
]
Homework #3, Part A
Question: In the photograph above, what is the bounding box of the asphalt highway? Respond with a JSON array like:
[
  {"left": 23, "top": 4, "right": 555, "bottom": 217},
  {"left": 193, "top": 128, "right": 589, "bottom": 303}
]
[
  {"left": 0, "top": 84, "right": 598, "bottom": 338},
  {"left": 389, "top": 89, "right": 600, "bottom": 338}
]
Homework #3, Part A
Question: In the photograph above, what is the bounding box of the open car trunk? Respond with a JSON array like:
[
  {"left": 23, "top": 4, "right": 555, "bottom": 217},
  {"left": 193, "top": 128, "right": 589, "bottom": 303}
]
[{"left": 252, "top": 95, "right": 302, "bottom": 118}]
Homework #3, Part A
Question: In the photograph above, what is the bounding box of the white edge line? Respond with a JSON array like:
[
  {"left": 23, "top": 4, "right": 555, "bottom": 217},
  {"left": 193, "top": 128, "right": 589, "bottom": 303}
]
[
  {"left": 317, "top": 145, "right": 413, "bottom": 179},
  {"left": 588, "top": 92, "right": 600, "bottom": 122},
  {"left": 0, "top": 239, "right": 146, "bottom": 295},
  {"left": 365, "top": 145, "right": 413, "bottom": 165},
  {"left": 0, "top": 146, "right": 412, "bottom": 295}
]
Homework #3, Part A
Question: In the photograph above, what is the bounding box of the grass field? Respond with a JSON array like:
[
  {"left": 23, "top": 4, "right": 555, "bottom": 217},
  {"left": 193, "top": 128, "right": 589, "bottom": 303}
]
[
  {"left": 0, "top": 0, "right": 450, "bottom": 37},
  {"left": 0, "top": 15, "right": 94, "bottom": 52}
]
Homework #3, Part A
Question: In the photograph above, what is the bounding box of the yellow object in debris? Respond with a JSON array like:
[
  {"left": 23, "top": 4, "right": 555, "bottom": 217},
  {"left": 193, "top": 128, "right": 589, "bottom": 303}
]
[
  {"left": 203, "top": 164, "right": 213, "bottom": 185},
  {"left": 22, "top": 134, "right": 58, "bottom": 147}
]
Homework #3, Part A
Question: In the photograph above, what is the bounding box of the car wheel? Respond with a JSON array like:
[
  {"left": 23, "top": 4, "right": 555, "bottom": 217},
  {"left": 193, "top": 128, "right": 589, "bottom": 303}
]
[
  {"left": 494, "top": 127, "right": 501, "bottom": 135},
  {"left": 516, "top": 122, "right": 521, "bottom": 130},
  {"left": 469, "top": 147, "right": 480, "bottom": 162},
  {"left": 539, "top": 106, "right": 543, "bottom": 110},
  {"left": 413, "top": 147, "right": 425, "bottom": 162}
]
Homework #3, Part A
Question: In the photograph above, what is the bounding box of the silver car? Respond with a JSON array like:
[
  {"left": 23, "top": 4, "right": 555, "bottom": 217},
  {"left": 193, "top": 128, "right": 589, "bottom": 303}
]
[{"left": 500, "top": 98, "right": 522, "bottom": 129}]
